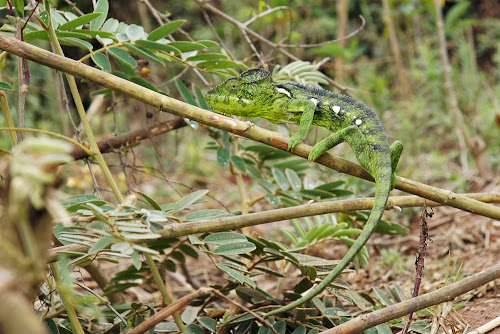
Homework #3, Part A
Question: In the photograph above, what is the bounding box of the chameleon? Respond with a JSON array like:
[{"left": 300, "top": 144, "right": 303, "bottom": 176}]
[{"left": 205, "top": 68, "right": 403, "bottom": 317}]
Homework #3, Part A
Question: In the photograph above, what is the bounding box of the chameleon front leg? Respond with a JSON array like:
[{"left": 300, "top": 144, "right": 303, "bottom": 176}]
[
  {"left": 286, "top": 98, "right": 317, "bottom": 151},
  {"left": 308, "top": 125, "right": 359, "bottom": 161}
]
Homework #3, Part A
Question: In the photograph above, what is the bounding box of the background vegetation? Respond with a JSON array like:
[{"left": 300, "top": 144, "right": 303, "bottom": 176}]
[{"left": 0, "top": 0, "right": 499, "bottom": 333}]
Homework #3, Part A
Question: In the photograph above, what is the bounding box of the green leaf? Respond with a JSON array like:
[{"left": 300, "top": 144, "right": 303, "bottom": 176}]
[
  {"left": 90, "top": 0, "right": 109, "bottom": 30},
  {"left": 134, "top": 39, "right": 181, "bottom": 54},
  {"left": 185, "top": 210, "right": 232, "bottom": 222},
  {"left": 173, "top": 189, "right": 209, "bottom": 213},
  {"left": 291, "top": 219, "right": 307, "bottom": 239},
  {"left": 123, "top": 43, "right": 165, "bottom": 65},
  {"left": 63, "top": 29, "right": 114, "bottom": 39},
  {"left": 314, "top": 181, "right": 344, "bottom": 191},
  {"left": 230, "top": 155, "right": 246, "bottom": 173},
  {"left": 63, "top": 195, "right": 104, "bottom": 211},
  {"left": 37, "top": 11, "right": 50, "bottom": 28},
  {"left": 272, "top": 167, "right": 289, "bottom": 191},
  {"left": 186, "top": 324, "right": 204, "bottom": 334},
  {"left": 332, "top": 228, "right": 362, "bottom": 238},
  {"left": 291, "top": 327, "right": 307, "bottom": 334},
  {"left": 59, "top": 12, "right": 103, "bottom": 30},
  {"left": 91, "top": 53, "right": 111, "bottom": 72},
  {"left": 108, "top": 47, "right": 137, "bottom": 68},
  {"left": 175, "top": 80, "right": 197, "bottom": 106},
  {"left": 194, "top": 86, "right": 210, "bottom": 110},
  {"left": 126, "top": 24, "right": 144, "bottom": 41},
  {"left": 181, "top": 307, "right": 199, "bottom": 325},
  {"left": 255, "top": 266, "right": 285, "bottom": 277},
  {"left": 236, "top": 286, "right": 272, "bottom": 303},
  {"left": 217, "top": 264, "right": 246, "bottom": 284},
  {"left": 274, "top": 321, "right": 287, "bottom": 334},
  {"left": 167, "top": 41, "right": 207, "bottom": 52},
  {"left": 213, "top": 241, "right": 256, "bottom": 255},
  {"left": 375, "top": 220, "right": 409, "bottom": 235},
  {"left": 445, "top": 1, "right": 470, "bottom": 33},
  {"left": 61, "top": 37, "right": 93, "bottom": 51},
  {"left": 198, "top": 317, "right": 216, "bottom": 332},
  {"left": 373, "top": 287, "right": 393, "bottom": 306},
  {"left": 204, "top": 232, "right": 247, "bottom": 244},
  {"left": 186, "top": 53, "right": 227, "bottom": 61},
  {"left": 147, "top": 20, "right": 186, "bottom": 41},
  {"left": 179, "top": 244, "right": 199, "bottom": 259},
  {"left": 111, "top": 242, "right": 134, "bottom": 255},
  {"left": 196, "top": 40, "right": 219, "bottom": 48},
  {"left": 131, "top": 250, "right": 142, "bottom": 270},
  {"left": 217, "top": 147, "right": 230, "bottom": 167},
  {"left": 294, "top": 277, "right": 313, "bottom": 294},
  {"left": 88, "top": 235, "right": 115, "bottom": 254},
  {"left": 101, "top": 18, "right": 119, "bottom": 32},
  {"left": 103, "top": 282, "right": 139, "bottom": 295},
  {"left": 43, "top": 318, "right": 59, "bottom": 334},
  {"left": 137, "top": 191, "right": 161, "bottom": 210},
  {"left": 285, "top": 168, "right": 302, "bottom": 191},
  {"left": 0, "top": 81, "right": 13, "bottom": 91},
  {"left": 281, "top": 229, "right": 299, "bottom": 245},
  {"left": 197, "top": 60, "right": 246, "bottom": 70},
  {"left": 264, "top": 194, "right": 279, "bottom": 207},
  {"left": 14, "top": 0, "right": 24, "bottom": 16},
  {"left": 132, "top": 244, "right": 160, "bottom": 255}
]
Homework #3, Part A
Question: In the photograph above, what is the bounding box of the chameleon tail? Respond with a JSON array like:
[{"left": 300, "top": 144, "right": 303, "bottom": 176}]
[{"left": 263, "top": 165, "right": 391, "bottom": 318}]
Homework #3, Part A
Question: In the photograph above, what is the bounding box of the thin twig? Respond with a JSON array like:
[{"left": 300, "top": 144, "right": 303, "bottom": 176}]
[
  {"left": 402, "top": 204, "right": 433, "bottom": 334},
  {"left": 278, "top": 15, "right": 366, "bottom": 48}
]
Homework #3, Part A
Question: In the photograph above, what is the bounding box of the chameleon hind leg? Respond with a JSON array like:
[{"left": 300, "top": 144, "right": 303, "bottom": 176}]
[
  {"left": 389, "top": 140, "right": 403, "bottom": 190},
  {"left": 308, "top": 125, "right": 360, "bottom": 162}
]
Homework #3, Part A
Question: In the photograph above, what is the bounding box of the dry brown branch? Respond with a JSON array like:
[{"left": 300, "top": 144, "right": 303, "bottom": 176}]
[
  {"left": 125, "top": 287, "right": 212, "bottom": 334},
  {"left": 320, "top": 263, "right": 500, "bottom": 334},
  {"left": 70, "top": 117, "right": 188, "bottom": 160}
]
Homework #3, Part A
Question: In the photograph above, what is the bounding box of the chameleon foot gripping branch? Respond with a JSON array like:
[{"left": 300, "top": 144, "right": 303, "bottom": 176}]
[{"left": 205, "top": 68, "right": 403, "bottom": 317}]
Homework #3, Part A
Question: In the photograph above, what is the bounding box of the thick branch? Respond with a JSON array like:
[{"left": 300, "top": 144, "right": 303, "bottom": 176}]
[
  {"left": 1, "top": 34, "right": 498, "bottom": 222},
  {"left": 47, "top": 192, "right": 500, "bottom": 262}
]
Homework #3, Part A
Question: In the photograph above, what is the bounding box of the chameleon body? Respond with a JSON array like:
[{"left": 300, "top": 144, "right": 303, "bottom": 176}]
[{"left": 205, "top": 68, "right": 403, "bottom": 317}]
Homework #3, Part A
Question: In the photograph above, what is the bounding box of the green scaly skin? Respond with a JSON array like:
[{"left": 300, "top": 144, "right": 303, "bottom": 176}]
[{"left": 205, "top": 68, "right": 403, "bottom": 317}]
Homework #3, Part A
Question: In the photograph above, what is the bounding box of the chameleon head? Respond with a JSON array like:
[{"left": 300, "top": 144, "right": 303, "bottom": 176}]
[{"left": 205, "top": 68, "right": 273, "bottom": 117}]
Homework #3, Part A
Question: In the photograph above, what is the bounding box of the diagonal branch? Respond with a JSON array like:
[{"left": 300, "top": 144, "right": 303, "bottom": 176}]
[
  {"left": 319, "top": 262, "right": 500, "bottom": 334},
  {"left": 0, "top": 34, "right": 498, "bottom": 221}
]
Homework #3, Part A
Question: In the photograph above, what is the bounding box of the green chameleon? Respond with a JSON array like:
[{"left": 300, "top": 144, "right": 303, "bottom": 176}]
[{"left": 205, "top": 68, "right": 403, "bottom": 317}]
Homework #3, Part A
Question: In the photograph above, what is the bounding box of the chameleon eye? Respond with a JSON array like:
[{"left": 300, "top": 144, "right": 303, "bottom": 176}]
[{"left": 225, "top": 79, "right": 241, "bottom": 94}]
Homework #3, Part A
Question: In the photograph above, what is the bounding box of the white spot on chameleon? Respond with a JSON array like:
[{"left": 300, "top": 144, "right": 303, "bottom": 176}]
[
  {"left": 355, "top": 118, "right": 363, "bottom": 125},
  {"left": 332, "top": 105, "right": 341, "bottom": 114},
  {"left": 277, "top": 88, "right": 291, "bottom": 98},
  {"left": 309, "top": 98, "right": 319, "bottom": 106}
]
